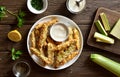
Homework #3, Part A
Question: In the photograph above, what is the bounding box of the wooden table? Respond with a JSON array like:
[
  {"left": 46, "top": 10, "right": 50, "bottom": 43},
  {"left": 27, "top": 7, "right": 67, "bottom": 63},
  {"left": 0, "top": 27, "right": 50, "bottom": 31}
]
[{"left": 0, "top": 0, "right": 120, "bottom": 77}]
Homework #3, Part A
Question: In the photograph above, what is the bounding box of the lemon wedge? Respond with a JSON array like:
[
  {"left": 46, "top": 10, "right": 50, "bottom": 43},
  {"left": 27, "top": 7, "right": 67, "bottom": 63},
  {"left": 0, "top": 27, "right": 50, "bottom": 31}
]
[{"left": 8, "top": 30, "right": 22, "bottom": 42}]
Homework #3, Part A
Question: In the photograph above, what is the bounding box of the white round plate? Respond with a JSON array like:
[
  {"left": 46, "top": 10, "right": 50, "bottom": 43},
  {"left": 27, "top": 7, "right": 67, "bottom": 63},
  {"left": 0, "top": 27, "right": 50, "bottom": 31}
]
[{"left": 27, "top": 15, "right": 83, "bottom": 70}]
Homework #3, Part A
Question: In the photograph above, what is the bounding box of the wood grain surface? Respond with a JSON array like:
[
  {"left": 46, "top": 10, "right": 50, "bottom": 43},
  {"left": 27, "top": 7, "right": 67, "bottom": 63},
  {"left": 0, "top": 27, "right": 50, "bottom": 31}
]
[{"left": 0, "top": 0, "right": 120, "bottom": 77}]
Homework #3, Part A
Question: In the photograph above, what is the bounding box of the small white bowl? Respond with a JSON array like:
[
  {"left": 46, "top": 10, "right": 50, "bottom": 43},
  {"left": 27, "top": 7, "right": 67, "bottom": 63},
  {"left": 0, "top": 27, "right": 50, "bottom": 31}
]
[
  {"left": 27, "top": 0, "right": 48, "bottom": 14},
  {"left": 66, "top": 0, "right": 86, "bottom": 14},
  {"left": 50, "top": 23, "right": 69, "bottom": 42}
]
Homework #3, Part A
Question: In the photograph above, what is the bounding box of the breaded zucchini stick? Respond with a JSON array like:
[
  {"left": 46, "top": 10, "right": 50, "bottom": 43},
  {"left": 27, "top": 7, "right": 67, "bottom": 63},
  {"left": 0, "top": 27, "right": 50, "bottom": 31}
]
[
  {"left": 38, "top": 24, "right": 48, "bottom": 48},
  {"left": 30, "top": 47, "right": 51, "bottom": 64},
  {"left": 30, "top": 30, "right": 36, "bottom": 48},
  {"left": 68, "top": 27, "right": 73, "bottom": 40},
  {"left": 55, "top": 44, "right": 76, "bottom": 67},
  {"left": 73, "top": 28, "right": 80, "bottom": 50},
  {"left": 60, "top": 51, "right": 79, "bottom": 66},
  {"left": 35, "top": 17, "right": 58, "bottom": 29},
  {"left": 47, "top": 36, "right": 56, "bottom": 45},
  {"left": 47, "top": 43, "right": 55, "bottom": 65},
  {"left": 55, "top": 39, "right": 76, "bottom": 51},
  {"left": 35, "top": 23, "right": 43, "bottom": 30},
  {"left": 46, "top": 17, "right": 58, "bottom": 27},
  {"left": 38, "top": 18, "right": 58, "bottom": 48}
]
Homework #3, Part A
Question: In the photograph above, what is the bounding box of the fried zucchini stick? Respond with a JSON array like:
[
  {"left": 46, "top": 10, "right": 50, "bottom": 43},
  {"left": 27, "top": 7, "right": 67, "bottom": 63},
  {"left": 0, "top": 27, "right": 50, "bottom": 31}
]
[
  {"left": 38, "top": 24, "right": 48, "bottom": 48},
  {"left": 35, "top": 23, "right": 43, "bottom": 30},
  {"left": 47, "top": 36, "right": 56, "bottom": 45},
  {"left": 68, "top": 27, "right": 73, "bottom": 40},
  {"left": 46, "top": 17, "right": 58, "bottom": 27},
  {"left": 73, "top": 28, "right": 80, "bottom": 50},
  {"left": 30, "top": 47, "right": 51, "bottom": 64},
  {"left": 60, "top": 51, "right": 79, "bottom": 66},
  {"left": 54, "top": 39, "right": 76, "bottom": 51},
  {"left": 30, "top": 30, "right": 36, "bottom": 48},
  {"left": 38, "top": 18, "right": 58, "bottom": 48},
  {"left": 55, "top": 44, "right": 76, "bottom": 67},
  {"left": 47, "top": 43, "right": 55, "bottom": 64},
  {"left": 55, "top": 50, "right": 65, "bottom": 67}
]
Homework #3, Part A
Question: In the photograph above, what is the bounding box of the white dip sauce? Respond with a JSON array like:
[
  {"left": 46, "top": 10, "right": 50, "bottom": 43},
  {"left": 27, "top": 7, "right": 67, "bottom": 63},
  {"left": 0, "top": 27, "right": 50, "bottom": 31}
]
[
  {"left": 67, "top": 0, "right": 86, "bottom": 13},
  {"left": 50, "top": 23, "right": 68, "bottom": 42}
]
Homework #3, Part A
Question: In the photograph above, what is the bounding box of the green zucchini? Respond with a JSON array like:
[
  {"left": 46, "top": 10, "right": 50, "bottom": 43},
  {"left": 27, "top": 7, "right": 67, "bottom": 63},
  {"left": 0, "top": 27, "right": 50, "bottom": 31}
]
[
  {"left": 95, "top": 20, "right": 108, "bottom": 36},
  {"left": 100, "top": 13, "right": 110, "bottom": 31},
  {"left": 90, "top": 54, "right": 120, "bottom": 77},
  {"left": 94, "top": 32, "right": 114, "bottom": 44}
]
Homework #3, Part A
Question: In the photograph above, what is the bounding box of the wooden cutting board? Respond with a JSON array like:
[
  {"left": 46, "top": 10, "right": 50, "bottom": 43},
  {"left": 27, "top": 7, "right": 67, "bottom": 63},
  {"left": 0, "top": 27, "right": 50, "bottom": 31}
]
[{"left": 87, "top": 7, "right": 120, "bottom": 55}]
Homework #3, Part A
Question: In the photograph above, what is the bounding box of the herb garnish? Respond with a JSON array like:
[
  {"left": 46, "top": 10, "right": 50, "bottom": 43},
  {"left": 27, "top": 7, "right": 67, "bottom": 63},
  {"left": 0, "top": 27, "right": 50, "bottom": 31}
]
[
  {"left": 17, "top": 10, "right": 26, "bottom": 27},
  {"left": 0, "top": 6, "right": 26, "bottom": 27},
  {"left": 31, "top": 0, "right": 43, "bottom": 10},
  {"left": 11, "top": 48, "right": 23, "bottom": 60},
  {"left": 0, "top": 6, "right": 7, "bottom": 20}
]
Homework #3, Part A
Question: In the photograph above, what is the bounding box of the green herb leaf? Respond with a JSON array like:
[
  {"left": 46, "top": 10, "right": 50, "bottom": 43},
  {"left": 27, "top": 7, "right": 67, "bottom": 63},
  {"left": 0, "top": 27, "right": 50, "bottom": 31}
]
[
  {"left": 18, "top": 10, "right": 26, "bottom": 18},
  {"left": 11, "top": 48, "right": 22, "bottom": 60},
  {"left": 11, "top": 48, "right": 15, "bottom": 56},
  {"left": 12, "top": 55, "right": 16, "bottom": 60},
  {"left": 14, "top": 55, "right": 20, "bottom": 59},
  {"left": 0, "top": 6, "right": 7, "bottom": 20},
  {"left": 17, "top": 10, "right": 26, "bottom": 28},
  {"left": 17, "top": 16, "right": 24, "bottom": 28},
  {"left": 16, "top": 50, "right": 22, "bottom": 55}
]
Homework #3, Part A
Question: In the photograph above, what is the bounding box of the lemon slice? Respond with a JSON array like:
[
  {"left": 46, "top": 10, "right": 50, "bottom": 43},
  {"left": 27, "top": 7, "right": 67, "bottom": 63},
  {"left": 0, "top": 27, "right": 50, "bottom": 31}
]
[{"left": 8, "top": 30, "right": 22, "bottom": 42}]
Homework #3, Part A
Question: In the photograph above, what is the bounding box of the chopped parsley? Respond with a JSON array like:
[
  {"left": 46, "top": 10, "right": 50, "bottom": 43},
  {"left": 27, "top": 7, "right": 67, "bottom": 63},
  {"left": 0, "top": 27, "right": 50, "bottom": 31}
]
[{"left": 31, "top": 0, "right": 43, "bottom": 10}]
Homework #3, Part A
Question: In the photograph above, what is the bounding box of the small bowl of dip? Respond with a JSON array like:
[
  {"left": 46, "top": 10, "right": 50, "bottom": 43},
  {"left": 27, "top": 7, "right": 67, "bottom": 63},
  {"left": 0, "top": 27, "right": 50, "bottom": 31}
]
[
  {"left": 50, "top": 23, "right": 69, "bottom": 42},
  {"left": 66, "top": 0, "right": 86, "bottom": 14},
  {"left": 27, "top": 0, "right": 48, "bottom": 14}
]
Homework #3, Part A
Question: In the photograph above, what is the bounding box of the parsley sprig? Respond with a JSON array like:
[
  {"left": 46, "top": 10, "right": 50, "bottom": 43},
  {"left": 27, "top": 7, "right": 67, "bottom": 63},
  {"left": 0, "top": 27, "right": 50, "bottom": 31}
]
[
  {"left": 0, "top": 6, "right": 7, "bottom": 20},
  {"left": 17, "top": 10, "right": 26, "bottom": 27},
  {"left": 11, "top": 48, "right": 23, "bottom": 60},
  {"left": 0, "top": 6, "right": 26, "bottom": 27}
]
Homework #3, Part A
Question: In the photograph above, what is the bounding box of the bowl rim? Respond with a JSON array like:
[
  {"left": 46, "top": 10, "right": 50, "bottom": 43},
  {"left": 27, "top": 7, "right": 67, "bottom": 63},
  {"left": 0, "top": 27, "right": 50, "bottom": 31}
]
[{"left": 27, "top": 0, "right": 48, "bottom": 14}]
